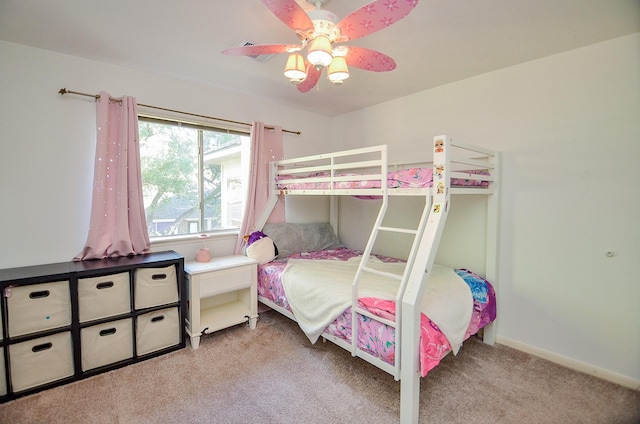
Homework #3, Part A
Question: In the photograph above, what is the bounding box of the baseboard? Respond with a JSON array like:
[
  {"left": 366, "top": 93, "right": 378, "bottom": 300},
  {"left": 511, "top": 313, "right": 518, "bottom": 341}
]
[{"left": 496, "top": 336, "right": 640, "bottom": 391}]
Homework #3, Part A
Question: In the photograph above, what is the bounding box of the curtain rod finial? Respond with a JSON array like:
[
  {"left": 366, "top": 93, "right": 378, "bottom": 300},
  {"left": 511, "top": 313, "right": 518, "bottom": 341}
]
[{"left": 59, "top": 88, "right": 68, "bottom": 95}]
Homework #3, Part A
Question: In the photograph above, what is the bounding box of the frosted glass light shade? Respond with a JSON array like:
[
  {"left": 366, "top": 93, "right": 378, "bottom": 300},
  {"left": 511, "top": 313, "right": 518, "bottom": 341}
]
[
  {"left": 283, "top": 52, "right": 307, "bottom": 81},
  {"left": 327, "top": 56, "right": 349, "bottom": 83},
  {"left": 307, "top": 36, "right": 333, "bottom": 67}
]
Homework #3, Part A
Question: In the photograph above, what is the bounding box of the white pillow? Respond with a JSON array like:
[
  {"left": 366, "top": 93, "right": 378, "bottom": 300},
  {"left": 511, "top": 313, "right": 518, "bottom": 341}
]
[{"left": 246, "top": 236, "right": 277, "bottom": 265}]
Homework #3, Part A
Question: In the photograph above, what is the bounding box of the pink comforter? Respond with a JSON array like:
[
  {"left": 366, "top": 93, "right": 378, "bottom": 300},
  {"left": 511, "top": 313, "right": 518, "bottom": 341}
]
[
  {"left": 257, "top": 248, "right": 496, "bottom": 377},
  {"left": 277, "top": 168, "right": 489, "bottom": 191}
]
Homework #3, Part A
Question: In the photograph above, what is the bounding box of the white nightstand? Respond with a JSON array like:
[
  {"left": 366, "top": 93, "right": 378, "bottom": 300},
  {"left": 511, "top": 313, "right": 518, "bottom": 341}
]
[{"left": 184, "top": 255, "right": 258, "bottom": 349}]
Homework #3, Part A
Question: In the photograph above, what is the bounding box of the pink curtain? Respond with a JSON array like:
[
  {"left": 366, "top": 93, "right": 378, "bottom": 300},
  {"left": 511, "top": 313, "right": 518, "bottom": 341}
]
[
  {"left": 74, "top": 92, "right": 150, "bottom": 260},
  {"left": 234, "top": 122, "right": 285, "bottom": 254}
]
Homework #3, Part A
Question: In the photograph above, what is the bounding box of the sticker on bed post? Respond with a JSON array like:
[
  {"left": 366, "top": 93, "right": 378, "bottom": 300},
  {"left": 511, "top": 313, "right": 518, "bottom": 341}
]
[
  {"left": 433, "top": 204, "right": 441, "bottom": 213},
  {"left": 435, "top": 164, "right": 444, "bottom": 180},
  {"left": 435, "top": 138, "right": 444, "bottom": 153}
]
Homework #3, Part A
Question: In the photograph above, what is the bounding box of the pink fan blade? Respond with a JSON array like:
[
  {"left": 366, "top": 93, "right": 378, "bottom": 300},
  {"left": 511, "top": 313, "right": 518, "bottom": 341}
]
[
  {"left": 338, "top": 0, "right": 419, "bottom": 41},
  {"left": 222, "top": 44, "right": 296, "bottom": 56},
  {"left": 344, "top": 46, "right": 396, "bottom": 72},
  {"left": 261, "top": 0, "right": 314, "bottom": 35},
  {"left": 297, "top": 63, "right": 322, "bottom": 93}
]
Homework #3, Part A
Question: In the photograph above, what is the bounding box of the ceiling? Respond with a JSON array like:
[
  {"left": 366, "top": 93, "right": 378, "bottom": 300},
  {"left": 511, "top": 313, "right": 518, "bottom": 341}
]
[{"left": 1, "top": 0, "right": 639, "bottom": 116}]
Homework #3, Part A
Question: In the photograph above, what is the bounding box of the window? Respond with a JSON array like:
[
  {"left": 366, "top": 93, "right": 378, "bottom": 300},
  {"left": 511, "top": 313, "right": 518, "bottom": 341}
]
[{"left": 138, "top": 117, "right": 250, "bottom": 238}]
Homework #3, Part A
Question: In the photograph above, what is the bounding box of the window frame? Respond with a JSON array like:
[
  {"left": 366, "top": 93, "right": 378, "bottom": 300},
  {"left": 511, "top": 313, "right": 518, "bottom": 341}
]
[{"left": 138, "top": 115, "right": 250, "bottom": 240}]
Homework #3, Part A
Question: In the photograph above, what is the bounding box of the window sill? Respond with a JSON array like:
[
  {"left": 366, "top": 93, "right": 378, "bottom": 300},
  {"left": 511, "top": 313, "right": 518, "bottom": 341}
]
[{"left": 150, "top": 230, "right": 239, "bottom": 247}]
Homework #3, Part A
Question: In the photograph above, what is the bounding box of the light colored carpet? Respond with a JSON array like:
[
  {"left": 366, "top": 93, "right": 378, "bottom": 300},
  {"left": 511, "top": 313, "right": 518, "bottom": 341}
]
[{"left": 0, "top": 310, "right": 638, "bottom": 424}]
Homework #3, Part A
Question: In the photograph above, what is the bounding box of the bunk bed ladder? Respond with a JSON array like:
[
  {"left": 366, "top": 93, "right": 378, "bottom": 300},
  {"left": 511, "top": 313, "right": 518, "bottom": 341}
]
[{"left": 350, "top": 153, "right": 434, "bottom": 380}]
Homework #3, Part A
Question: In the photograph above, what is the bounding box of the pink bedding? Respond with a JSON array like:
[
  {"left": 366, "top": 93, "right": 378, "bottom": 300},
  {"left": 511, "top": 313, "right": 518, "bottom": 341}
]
[
  {"left": 257, "top": 248, "right": 496, "bottom": 377},
  {"left": 276, "top": 168, "right": 489, "bottom": 191}
]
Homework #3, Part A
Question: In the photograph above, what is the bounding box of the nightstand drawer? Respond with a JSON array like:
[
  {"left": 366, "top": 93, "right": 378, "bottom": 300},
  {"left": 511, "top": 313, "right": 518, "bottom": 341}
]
[{"left": 199, "top": 265, "right": 253, "bottom": 297}]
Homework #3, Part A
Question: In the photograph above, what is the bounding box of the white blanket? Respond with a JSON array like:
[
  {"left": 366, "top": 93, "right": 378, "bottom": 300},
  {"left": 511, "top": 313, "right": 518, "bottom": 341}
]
[
  {"left": 419, "top": 264, "right": 474, "bottom": 354},
  {"left": 281, "top": 258, "right": 473, "bottom": 354}
]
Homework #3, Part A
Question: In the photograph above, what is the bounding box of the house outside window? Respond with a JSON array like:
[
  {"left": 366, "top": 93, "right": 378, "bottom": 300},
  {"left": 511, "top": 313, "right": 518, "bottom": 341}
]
[{"left": 138, "top": 117, "right": 250, "bottom": 238}]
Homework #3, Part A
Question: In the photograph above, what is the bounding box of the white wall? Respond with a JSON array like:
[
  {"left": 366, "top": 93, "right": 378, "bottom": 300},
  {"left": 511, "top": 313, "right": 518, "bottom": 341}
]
[
  {"left": 0, "top": 41, "right": 331, "bottom": 268},
  {"left": 333, "top": 34, "right": 640, "bottom": 387}
]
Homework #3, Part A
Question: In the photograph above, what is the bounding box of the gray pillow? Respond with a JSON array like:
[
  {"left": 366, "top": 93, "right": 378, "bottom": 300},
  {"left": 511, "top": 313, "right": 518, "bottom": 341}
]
[{"left": 262, "top": 223, "right": 342, "bottom": 258}]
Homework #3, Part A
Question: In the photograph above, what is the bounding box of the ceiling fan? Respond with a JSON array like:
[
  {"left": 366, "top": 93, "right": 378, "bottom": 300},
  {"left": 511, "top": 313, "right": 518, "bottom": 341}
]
[{"left": 222, "top": 0, "right": 419, "bottom": 92}]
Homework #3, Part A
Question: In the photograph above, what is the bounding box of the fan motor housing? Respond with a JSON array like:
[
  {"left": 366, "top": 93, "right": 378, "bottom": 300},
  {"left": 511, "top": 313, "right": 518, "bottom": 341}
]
[{"left": 307, "top": 9, "right": 341, "bottom": 42}]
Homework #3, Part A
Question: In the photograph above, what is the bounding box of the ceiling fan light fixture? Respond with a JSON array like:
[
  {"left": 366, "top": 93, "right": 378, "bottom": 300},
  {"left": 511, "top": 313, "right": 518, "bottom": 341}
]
[
  {"left": 284, "top": 52, "right": 308, "bottom": 82},
  {"left": 307, "top": 35, "right": 333, "bottom": 68},
  {"left": 223, "top": 0, "right": 417, "bottom": 92},
  {"left": 327, "top": 56, "right": 349, "bottom": 84}
]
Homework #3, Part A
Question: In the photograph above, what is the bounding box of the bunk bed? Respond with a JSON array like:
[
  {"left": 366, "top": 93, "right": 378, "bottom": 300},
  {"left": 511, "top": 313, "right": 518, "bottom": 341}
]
[{"left": 251, "top": 136, "right": 499, "bottom": 424}]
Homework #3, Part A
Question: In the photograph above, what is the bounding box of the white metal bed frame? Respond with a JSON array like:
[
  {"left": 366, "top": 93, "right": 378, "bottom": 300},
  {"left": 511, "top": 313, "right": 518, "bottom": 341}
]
[{"left": 254, "top": 136, "right": 500, "bottom": 423}]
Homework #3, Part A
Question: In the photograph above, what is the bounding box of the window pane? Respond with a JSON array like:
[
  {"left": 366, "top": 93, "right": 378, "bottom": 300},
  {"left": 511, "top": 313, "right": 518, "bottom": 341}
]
[
  {"left": 139, "top": 120, "right": 198, "bottom": 237},
  {"left": 202, "top": 130, "right": 249, "bottom": 230}
]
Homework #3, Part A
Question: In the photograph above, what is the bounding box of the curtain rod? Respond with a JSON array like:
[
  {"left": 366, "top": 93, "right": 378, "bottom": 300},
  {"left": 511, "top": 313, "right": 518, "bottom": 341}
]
[{"left": 58, "top": 88, "right": 301, "bottom": 135}]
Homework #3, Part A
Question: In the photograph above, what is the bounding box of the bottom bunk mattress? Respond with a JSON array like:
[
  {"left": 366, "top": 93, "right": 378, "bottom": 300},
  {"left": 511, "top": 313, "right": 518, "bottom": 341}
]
[{"left": 257, "top": 248, "right": 496, "bottom": 377}]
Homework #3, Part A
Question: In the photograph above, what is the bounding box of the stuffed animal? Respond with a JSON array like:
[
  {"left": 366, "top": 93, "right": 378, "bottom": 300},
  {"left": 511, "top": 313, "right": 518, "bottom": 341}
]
[{"left": 244, "top": 231, "right": 278, "bottom": 265}]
